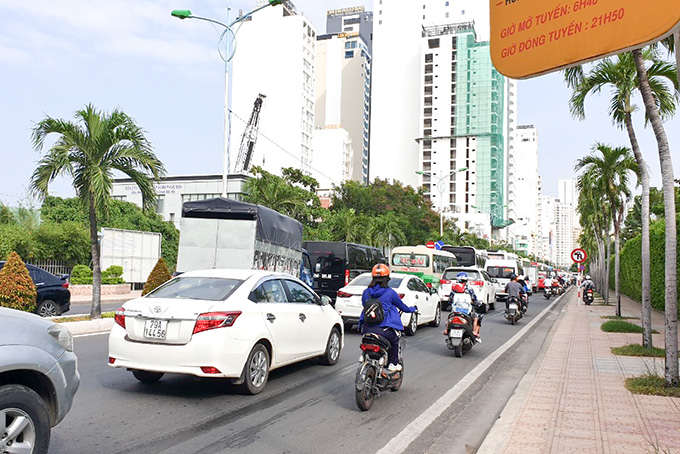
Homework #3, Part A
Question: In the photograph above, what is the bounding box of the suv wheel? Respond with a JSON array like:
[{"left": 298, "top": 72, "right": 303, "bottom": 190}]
[{"left": 0, "top": 384, "right": 50, "bottom": 454}]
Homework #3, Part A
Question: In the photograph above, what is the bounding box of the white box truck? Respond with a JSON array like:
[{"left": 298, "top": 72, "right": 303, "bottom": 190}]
[
  {"left": 176, "top": 198, "right": 310, "bottom": 283},
  {"left": 99, "top": 228, "right": 162, "bottom": 284}
]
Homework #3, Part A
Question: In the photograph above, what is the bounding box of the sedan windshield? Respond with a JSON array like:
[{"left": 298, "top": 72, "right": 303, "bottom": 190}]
[
  {"left": 146, "top": 277, "right": 243, "bottom": 301},
  {"left": 348, "top": 275, "right": 403, "bottom": 288}
]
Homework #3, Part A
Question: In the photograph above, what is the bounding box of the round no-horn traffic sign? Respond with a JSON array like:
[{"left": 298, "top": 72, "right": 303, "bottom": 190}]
[{"left": 571, "top": 248, "right": 587, "bottom": 263}]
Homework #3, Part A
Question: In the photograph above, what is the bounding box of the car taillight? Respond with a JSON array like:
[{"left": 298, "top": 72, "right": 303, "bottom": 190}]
[
  {"left": 61, "top": 282, "right": 69, "bottom": 289},
  {"left": 200, "top": 366, "right": 222, "bottom": 374},
  {"left": 345, "top": 269, "right": 350, "bottom": 285},
  {"left": 471, "top": 280, "right": 484, "bottom": 287},
  {"left": 440, "top": 279, "right": 451, "bottom": 285},
  {"left": 193, "top": 311, "right": 242, "bottom": 334},
  {"left": 450, "top": 316, "right": 468, "bottom": 325},
  {"left": 108, "top": 357, "right": 116, "bottom": 364},
  {"left": 360, "top": 344, "right": 380, "bottom": 353},
  {"left": 114, "top": 308, "right": 126, "bottom": 329},
  {"left": 425, "top": 282, "right": 433, "bottom": 289},
  {"left": 398, "top": 293, "right": 405, "bottom": 299},
  {"left": 337, "top": 290, "right": 353, "bottom": 298}
]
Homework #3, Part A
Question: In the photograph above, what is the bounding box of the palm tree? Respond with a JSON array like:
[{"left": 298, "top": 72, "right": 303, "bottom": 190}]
[
  {"left": 243, "top": 175, "right": 301, "bottom": 214},
  {"left": 30, "top": 104, "right": 166, "bottom": 318},
  {"left": 632, "top": 48, "right": 679, "bottom": 387},
  {"left": 576, "top": 170, "right": 612, "bottom": 302},
  {"left": 575, "top": 144, "right": 637, "bottom": 317},
  {"left": 566, "top": 49, "right": 677, "bottom": 347},
  {"left": 369, "top": 213, "right": 406, "bottom": 255}
]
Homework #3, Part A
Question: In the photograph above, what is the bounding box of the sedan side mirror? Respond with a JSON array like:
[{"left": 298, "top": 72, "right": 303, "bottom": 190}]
[{"left": 320, "top": 295, "right": 332, "bottom": 306}]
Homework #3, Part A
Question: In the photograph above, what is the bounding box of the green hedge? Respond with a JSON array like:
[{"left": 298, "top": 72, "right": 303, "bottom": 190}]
[{"left": 612, "top": 215, "right": 680, "bottom": 312}]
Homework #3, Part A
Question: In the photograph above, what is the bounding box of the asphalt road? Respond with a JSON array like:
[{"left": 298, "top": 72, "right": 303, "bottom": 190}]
[{"left": 49, "top": 290, "right": 569, "bottom": 454}]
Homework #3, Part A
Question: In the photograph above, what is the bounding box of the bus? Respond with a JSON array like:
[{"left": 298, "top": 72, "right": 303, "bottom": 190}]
[
  {"left": 441, "top": 245, "right": 487, "bottom": 269},
  {"left": 486, "top": 249, "right": 519, "bottom": 261},
  {"left": 390, "top": 245, "right": 458, "bottom": 290}
]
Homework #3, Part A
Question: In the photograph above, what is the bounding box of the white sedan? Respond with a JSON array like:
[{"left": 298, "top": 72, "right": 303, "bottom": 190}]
[
  {"left": 334, "top": 273, "right": 441, "bottom": 336},
  {"left": 438, "top": 267, "right": 498, "bottom": 311},
  {"left": 108, "top": 269, "right": 343, "bottom": 395}
]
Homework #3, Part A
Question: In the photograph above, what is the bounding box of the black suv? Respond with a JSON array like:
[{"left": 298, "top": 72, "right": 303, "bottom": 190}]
[{"left": 0, "top": 262, "right": 71, "bottom": 316}]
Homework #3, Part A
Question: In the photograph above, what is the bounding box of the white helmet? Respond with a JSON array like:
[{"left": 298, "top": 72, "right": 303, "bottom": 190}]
[{"left": 586, "top": 275, "right": 591, "bottom": 280}]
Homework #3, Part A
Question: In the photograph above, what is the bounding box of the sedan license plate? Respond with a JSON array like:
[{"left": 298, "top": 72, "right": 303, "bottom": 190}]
[
  {"left": 449, "top": 329, "right": 463, "bottom": 338},
  {"left": 144, "top": 319, "right": 167, "bottom": 340}
]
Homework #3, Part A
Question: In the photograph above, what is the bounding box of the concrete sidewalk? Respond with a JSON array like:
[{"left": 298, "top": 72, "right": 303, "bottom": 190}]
[
  {"left": 69, "top": 289, "right": 142, "bottom": 305},
  {"left": 478, "top": 290, "right": 680, "bottom": 454}
]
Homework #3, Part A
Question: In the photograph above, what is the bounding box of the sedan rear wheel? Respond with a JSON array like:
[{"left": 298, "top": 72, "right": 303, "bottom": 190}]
[
  {"left": 37, "top": 300, "right": 61, "bottom": 317},
  {"left": 240, "top": 344, "right": 270, "bottom": 395},
  {"left": 132, "top": 370, "right": 164, "bottom": 384}
]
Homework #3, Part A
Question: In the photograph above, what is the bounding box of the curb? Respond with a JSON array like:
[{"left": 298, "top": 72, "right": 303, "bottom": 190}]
[{"left": 62, "top": 318, "right": 114, "bottom": 336}]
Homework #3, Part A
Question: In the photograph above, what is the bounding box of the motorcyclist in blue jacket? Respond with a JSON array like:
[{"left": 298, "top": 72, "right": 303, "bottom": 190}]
[{"left": 359, "top": 264, "right": 417, "bottom": 372}]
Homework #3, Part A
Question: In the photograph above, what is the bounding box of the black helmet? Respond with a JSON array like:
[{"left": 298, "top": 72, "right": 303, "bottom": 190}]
[{"left": 509, "top": 273, "right": 517, "bottom": 280}]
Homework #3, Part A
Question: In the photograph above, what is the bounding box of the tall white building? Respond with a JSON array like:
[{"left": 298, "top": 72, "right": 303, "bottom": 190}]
[
  {"left": 229, "top": 2, "right": 316, "bottom": 175},
  {"left": 370, "top": 2, "right": 513, "bottom": 239},
  {"left": 314, "top": 9, "right": 372, "bottom": 185},
  {"left": 538, "top": 194, "right": 557, "bottom": 264},
  {"left": 508, "top": 125, "right": 540, "bottom": 256},
  {"left": 370, "top": 1, "right": 488, "bottom": 188},
  {"left": 555, "top": 178, "right": 581, "bottom": 267}
]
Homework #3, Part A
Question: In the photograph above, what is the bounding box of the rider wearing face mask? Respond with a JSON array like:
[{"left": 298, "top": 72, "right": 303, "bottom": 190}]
[
  {"left": 359, "top": 264, "right": 417, "bottom": 372},
  {"left": 449, "top": 272, "right": 483, "bottom": 341}
]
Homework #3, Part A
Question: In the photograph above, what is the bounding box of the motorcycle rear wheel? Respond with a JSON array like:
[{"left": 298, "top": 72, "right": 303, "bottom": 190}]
[
  {"left": 453, "top": 344, "right": 464, "bottom": 357},
  {"left": 391, "top": 367, "right": 404, "bottom": 392},
  {"left": 511, "top": 315, "right": 516, "bottom": 325},
  {"left": 355, "top": 367, "right": 376, "bottom": 411}
]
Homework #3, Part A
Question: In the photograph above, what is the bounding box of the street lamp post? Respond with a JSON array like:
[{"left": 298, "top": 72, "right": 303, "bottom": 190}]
[
  {"left": 171, "top": 1, "right": 283, "bottom": 198},
  {"left": 416, "top": 167, "right": 468, "bottom": 237}
]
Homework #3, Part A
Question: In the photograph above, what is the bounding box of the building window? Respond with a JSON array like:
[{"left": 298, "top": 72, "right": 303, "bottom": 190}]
[
  {"left": 156, "top": 195, "right": 165, "bottom": 214},
  {"left": 428, "top": 38, "right": 440, "bottom": 49},
  {"left": 345, "top": 50, "right": 354, "bottom": 58},
  {"left": 425, "top": 53, "right": 433, "bottom": 63},
  {"left": 112, "top": 195, "right": 126, "bottom": 201}
]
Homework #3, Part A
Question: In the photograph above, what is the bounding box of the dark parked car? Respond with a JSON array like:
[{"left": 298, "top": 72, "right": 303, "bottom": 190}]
[
  {"left": 0, "top": 262, "right": 71, "bottom": 317},
  {"left": 0, "top": 307, "right": 80, "bottom": 453},
  {"left": 302, "top": 241, "right": 385, "bottom": 302}
]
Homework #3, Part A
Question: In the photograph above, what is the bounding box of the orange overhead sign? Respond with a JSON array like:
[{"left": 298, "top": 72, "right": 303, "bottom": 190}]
[{"left": 490, "top": 0, "right": 680, "bottom": 79}]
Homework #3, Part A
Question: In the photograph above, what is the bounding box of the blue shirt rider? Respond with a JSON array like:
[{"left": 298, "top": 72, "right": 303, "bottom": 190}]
[{"left": 359, "top": 264, "right": 417, "bottom": 372}]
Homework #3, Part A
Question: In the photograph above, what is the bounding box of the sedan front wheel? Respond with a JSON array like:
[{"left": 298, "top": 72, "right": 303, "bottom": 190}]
[{"left": 404, "top": 313, "right": 418, "bottom": 336}]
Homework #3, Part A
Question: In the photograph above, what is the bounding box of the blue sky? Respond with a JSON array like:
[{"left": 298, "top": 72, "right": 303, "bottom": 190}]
[{"left": 0, "top": 0, "right": 677, "bottom": 207}]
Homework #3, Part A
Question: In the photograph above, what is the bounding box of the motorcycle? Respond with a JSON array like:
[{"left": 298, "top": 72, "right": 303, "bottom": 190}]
[
  {"left": 355, "top": 331, "right": 404, "bottom": 411},
  {"left": 444, "top": 293, "right": 480, "bottom": 357},
  {"left": 505, "top": 296, "right": 523, "bottom": 325},
  {"left": 519, "top": 292, "right": 528, "bottom": 314},
  {"left": 543, "top": 286, "right": 552, "bottom": 299},
  {"left": 584, "top": 288, "right": 594, "bottom": 305}
]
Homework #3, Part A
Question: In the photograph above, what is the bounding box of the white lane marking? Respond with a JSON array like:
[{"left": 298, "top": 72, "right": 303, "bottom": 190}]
[
  {"left": 74, "top": 332, "right": 109, "bottom": 338},
  {"left": 376, "top": 293, "right": 564, "bottom": 454}
]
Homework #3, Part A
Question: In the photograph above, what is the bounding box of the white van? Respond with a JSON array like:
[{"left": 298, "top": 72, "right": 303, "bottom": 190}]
[{"left": 485, "top": 258, "right": 523, "bottom": 301}]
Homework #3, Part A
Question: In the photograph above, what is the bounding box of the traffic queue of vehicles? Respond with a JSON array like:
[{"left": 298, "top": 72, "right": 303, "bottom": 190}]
[{"left": 0, "top": 197, "right": 575, "bottom": 449}]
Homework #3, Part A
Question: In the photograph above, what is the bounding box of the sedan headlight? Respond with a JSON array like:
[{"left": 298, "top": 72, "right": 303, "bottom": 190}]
[{"left": 48, "top": 324, "right": 74, "bottom": 352}]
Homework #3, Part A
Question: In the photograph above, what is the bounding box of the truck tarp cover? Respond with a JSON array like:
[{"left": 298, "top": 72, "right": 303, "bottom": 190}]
[{"left": 182, "top": 197, "right": 302, "bottom": 251}]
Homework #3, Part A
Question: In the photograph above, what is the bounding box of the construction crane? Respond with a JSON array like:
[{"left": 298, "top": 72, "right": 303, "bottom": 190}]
[{"left": 233, "top": 93, "right": 266, "bottom": 174}]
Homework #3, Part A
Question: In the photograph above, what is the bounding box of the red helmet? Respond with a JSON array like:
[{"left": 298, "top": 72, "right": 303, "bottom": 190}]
[{"left": 372, "top": 263, "right": 390, "bottom": 277}]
